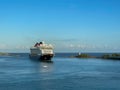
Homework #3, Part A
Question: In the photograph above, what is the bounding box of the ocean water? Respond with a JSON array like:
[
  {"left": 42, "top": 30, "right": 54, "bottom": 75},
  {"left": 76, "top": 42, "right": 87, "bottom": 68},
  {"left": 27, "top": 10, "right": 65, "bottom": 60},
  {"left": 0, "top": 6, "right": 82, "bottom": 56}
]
[{"left": 0, "top": 53, "right": 120, "bottom": 90}]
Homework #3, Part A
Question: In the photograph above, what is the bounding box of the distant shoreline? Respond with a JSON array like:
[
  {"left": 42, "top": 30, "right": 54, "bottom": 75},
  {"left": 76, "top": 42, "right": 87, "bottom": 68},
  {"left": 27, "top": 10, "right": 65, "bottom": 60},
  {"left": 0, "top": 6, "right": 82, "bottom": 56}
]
[
  {"left": 0, "top": 52, "right": 9, "bottom": 56},
  {"left": 75, "top": 53, "right": 120, "bottom": 60},
  {"left": 0, "top": 52, "right": 120, "bottom": 60}
]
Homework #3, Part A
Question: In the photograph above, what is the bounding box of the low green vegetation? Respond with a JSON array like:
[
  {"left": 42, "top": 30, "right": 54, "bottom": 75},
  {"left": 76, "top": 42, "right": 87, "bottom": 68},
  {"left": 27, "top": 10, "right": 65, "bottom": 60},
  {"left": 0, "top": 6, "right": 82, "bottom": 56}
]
[
  {"left": 75, "top": 53, "right": 120, "bottom": 60},
  {"left": 102, "top": 53, "right": 120, "bottom": 60},
  {"left": 111, "top": 53, "right": 120, "bottom": 57},
  {"left": 76, "top": 54, "right": 91, "bottom": 58},
  {"left": 0, "top": 52, "right": 20, "bottom": 57},
  {"left": 102, "top": 54, "right": 110, "bottom": 59},
  {"left": 0, "top": 52, "right": 9, "bottom": 56}
]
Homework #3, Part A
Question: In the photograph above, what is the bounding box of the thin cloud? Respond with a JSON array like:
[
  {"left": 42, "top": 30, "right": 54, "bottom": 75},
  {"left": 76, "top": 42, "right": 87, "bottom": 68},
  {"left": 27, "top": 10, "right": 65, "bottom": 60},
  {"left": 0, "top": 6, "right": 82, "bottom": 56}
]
[{"left": 0, "top": 44, "right": 8, "bottom": 49}]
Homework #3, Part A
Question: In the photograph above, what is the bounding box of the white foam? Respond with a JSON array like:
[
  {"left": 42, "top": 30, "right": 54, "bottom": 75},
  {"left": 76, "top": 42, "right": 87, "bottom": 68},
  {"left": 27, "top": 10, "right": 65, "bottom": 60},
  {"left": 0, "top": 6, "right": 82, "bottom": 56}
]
[{"left": 43, "top": 65, "right": 48, "bottom": 68}]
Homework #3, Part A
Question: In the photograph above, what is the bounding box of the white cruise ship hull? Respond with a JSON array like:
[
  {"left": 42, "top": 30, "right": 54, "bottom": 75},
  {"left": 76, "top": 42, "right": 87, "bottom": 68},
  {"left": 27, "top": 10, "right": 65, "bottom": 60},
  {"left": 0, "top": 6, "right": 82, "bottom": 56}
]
[{"left": 29, "top": 54, "right": 54, "bottom": 61}]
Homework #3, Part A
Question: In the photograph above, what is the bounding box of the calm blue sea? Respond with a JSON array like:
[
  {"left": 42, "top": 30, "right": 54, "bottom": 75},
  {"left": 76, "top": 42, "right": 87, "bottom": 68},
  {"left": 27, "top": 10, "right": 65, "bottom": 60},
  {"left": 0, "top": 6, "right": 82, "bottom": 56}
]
[{"left": 0, "top": 53, "right": 120, "bottom": 90}]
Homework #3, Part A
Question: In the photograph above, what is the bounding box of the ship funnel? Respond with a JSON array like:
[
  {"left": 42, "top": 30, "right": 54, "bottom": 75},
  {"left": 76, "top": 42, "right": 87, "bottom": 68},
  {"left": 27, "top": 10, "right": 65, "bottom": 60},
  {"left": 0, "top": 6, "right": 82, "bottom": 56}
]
[{"left": 42, "top": 41, "right": 45, "bottom": 44}]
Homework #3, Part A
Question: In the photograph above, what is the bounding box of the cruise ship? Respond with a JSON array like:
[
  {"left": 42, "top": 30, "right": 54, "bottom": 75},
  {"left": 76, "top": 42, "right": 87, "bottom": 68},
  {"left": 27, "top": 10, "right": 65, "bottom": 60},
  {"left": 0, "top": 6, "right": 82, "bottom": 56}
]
[{"left": 29, "top": 41, "right": 54, "bottom": 61}]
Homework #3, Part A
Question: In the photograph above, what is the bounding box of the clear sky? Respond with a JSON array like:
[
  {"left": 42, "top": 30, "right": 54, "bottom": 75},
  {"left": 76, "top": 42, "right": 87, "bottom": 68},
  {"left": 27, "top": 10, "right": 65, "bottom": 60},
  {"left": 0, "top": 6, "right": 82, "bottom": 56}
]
[{"left": 0, "top": 0, "right": 120, "bottom": 52}]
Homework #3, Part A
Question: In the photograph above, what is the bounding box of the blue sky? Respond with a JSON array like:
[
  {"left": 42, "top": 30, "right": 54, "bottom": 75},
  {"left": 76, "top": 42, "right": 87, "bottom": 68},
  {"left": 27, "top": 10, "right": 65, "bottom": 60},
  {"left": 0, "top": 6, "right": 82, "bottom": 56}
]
[{"left": 0, "top": 0, "right": 120, "bottom": 52}]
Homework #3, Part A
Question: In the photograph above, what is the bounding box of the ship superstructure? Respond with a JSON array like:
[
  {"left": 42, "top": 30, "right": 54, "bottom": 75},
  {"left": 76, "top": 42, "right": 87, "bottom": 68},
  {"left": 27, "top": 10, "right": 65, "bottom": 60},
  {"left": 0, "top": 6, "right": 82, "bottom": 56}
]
[{"left": 30, "top": 41, "right": 54, "bottom": 61}]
